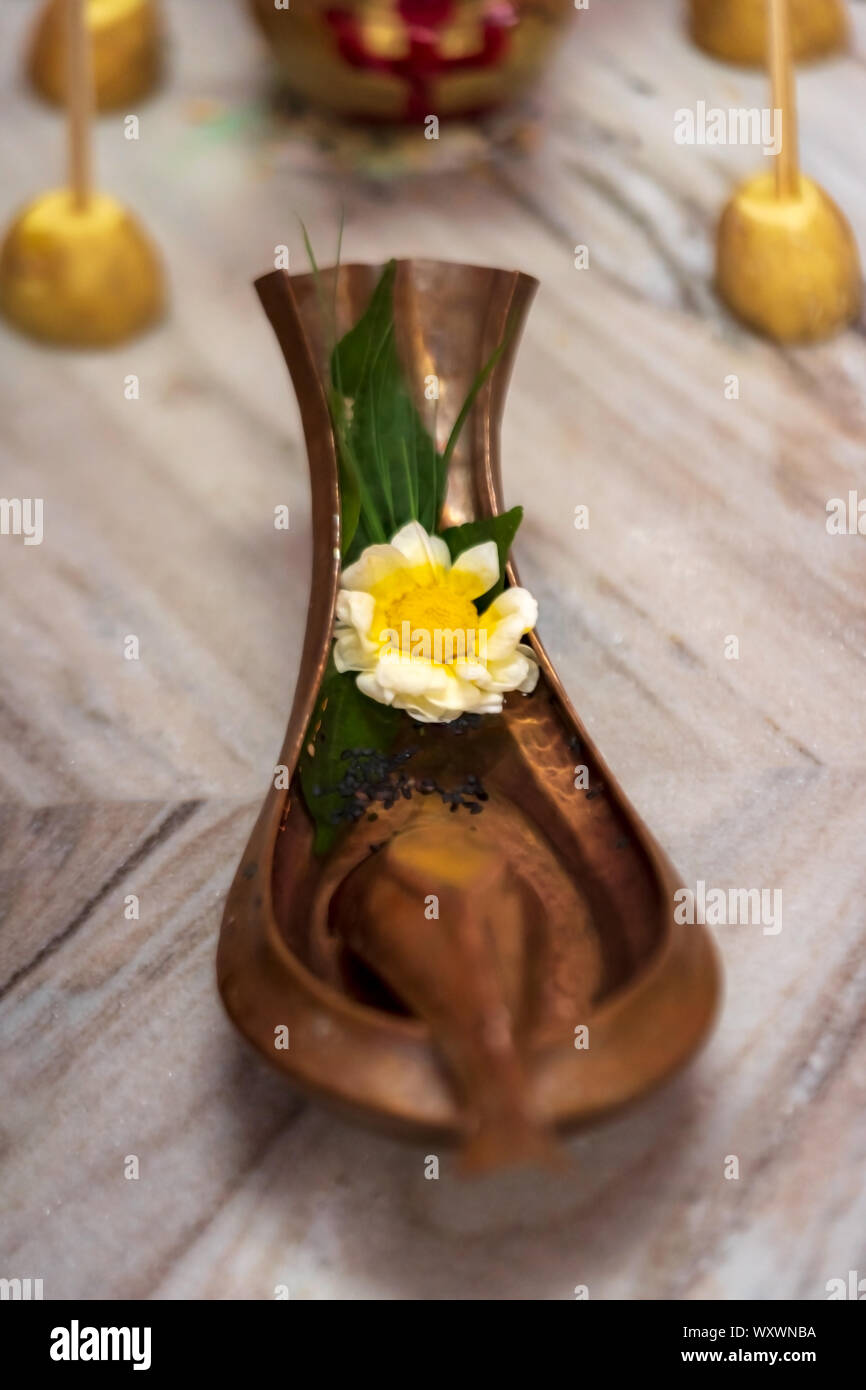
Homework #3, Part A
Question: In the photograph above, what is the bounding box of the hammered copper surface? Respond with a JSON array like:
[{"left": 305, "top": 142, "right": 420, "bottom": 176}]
[{"left": 217, "top": 260, "right": 721, "bottom": 1167}]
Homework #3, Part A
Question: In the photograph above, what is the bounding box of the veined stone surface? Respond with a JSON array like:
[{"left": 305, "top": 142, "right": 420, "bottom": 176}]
[{"left": 1, "top": 0, "right": 865, "bottom": 1301}]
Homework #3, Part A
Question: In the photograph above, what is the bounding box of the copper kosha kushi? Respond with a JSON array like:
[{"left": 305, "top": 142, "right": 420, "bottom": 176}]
[{"left": 217, "top": 259, "right": 721, "bottom": 1171}]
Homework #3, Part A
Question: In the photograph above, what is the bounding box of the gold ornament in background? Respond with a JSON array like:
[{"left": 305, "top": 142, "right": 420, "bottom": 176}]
[
  {"left": 29, "top": 0, "right": 161, "bottom": 109},
  {"left": 1, "top": 0, "right": 164, "bottom": 346},
  {"left": 688, "top": 0, "right": 849, "bottom": 65},
  {"left": 715, "top": 0, "right": 860, "bottom": 342},
  {"left": 0, "top": 191, "right": 165, "bottom": 347}
]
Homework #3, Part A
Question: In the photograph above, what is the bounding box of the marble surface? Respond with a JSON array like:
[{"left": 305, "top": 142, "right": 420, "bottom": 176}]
[{"left": 1, "top": 0, "right": 865, "bottom": 1300}]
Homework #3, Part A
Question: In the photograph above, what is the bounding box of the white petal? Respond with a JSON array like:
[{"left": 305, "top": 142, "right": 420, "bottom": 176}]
[
  {"left": 426, "top": 671, "right": 480, "bottom": 712},
  {"left": 341, "top": 543, "right": 409, "bottom": 594},
  {"left": 392, "top": 695, "right": 456, "bottom": 723},
  {"left": 453, "top": 657, "right": 488, "bottom": 683},
  {"left": 355, "top": 671, "right": 395, "bottom": 707},
  {"left": 335, "top": 589, "right": 375, "bottom": 636},
  {"left": 477, "top": 645, "right": 539, "bottom": 693},
  {"left": 438, "top": 680, "right": 502, "bottom": 716},
  {"left": 476, "top": 651, "right": 529, "bottom": 691},
  {"left": 389, "top": 520, "right": 450, "bottom": 574},
  {"left": 449, "top": 540, "right": 499, "bottom": 599},
  {"left": 482, "top": 587, "right": 538, "bottom": 660},
  {"left": 333, "top": 631, "right": 376, "bottom": 673},
  {"left": 514, "top": 643, "right": 540, "bottom": 693},
  {"left": 375, "top": 652, "right": 450, "bottom": 697},
  {"left": 393, "top": 683, "right": 501, "bottom": 722},
  {"left": 470, "top": 691, "right": 505, "bottom": 716}
]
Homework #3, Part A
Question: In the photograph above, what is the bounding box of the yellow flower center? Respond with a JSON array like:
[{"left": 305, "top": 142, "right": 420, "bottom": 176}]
[
  {"left": 386, "top": 583, "right": 478, "bottom": 640},
  {"left": 376, "top": 577, "right": 481, "bottom": 664}
]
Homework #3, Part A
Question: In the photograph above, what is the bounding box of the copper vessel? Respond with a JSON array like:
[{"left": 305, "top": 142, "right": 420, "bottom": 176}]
[
  {"left": 217, "top": 260, "right": 721, "bottom": 1169},
  {"left": 248, "top": 0, "right": 575, "bottom": 121}
]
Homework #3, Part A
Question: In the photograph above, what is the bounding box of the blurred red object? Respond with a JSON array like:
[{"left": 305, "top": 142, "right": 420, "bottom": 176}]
[{"left": 248, "top": 0, "right": 575, "bottom": 121}]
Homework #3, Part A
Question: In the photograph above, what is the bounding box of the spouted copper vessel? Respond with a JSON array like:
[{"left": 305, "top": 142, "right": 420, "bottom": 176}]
[{"left": 217, "top": 259, "right": 720, "bottom": 1171}]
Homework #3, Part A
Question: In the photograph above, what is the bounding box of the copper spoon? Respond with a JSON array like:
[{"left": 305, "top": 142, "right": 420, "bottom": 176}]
[{"left": 217, "top": 260, "right": 721, "bottom": 1170}]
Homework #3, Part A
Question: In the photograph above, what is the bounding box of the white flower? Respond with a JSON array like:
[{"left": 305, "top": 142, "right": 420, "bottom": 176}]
[{"left": 333, "top": 520, "right": 539, "bottom": 723}]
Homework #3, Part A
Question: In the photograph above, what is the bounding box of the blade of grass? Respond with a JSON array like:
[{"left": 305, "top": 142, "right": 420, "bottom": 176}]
[
  {"left": 401, "top": 438, "right": 417, "bottom": 520},
  {"left": 440, "top": 307, "right": 520, "bottom": 471},
  {"left": 442, "top": 338, "right": 506, "bottom": 468}
]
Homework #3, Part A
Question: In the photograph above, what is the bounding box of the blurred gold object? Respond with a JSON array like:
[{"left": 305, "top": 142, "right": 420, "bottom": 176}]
[
  {"left": 0, "top": 190, "right": 164, "bottom": 346},
  {"left": 29, "top": 0, "right": 161, "bottom": 109},
  {"left": 248, "top": 0, "right": 576, "bottom": 121},
  {"left": 715, "top": 0, "right": 860, "bottom": 342},
  {"left": 717, "top": 174, "right": 860, "bottom": 342},
  {"left": 1, "top": 0, "right": 164, "bottom": 346},
  {"left": 688, "top": 0, "right": 848, "bottom": 65}
]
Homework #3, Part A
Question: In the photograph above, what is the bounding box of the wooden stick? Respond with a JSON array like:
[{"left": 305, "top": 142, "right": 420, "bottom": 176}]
[
  {"left": 769, "top": 0, "right": 799, "bottom": 197},
  {"left": 67, "top": 0, "right": 92, "bottom": 209}
]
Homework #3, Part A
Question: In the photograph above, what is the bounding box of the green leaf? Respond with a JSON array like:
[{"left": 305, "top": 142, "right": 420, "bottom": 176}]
[
  {"left": 441, "top": 506, "right": 523, "bottom": 613},
  {"left": 329, "top": 389, "right": 362, "bottom": 556},
  {"left": 331, "top": 261, "right": 445, "bottom": 560},
  {"left": 299, "top": 662, "right": 400, "bottom": 855},
  {"left": 292, "top": 249, "right": 527, "bottom": 855},
  {"left": 330, "top": 260, "right": 396, "bottom": 396}
]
